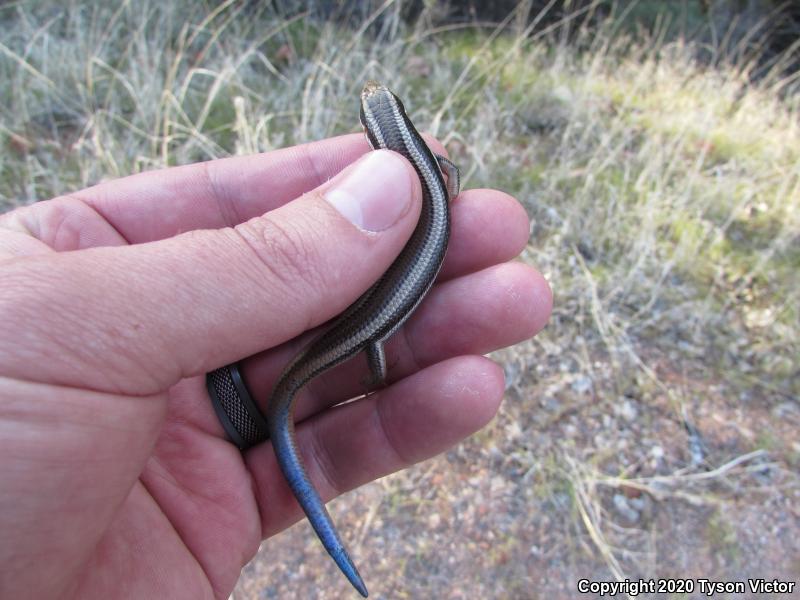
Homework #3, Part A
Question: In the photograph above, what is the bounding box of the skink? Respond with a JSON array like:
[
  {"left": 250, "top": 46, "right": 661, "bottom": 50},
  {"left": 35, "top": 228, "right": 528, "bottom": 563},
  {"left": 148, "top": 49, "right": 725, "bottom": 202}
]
[{"left": 265, "top": 81, "right": 460, "bottom": 597}]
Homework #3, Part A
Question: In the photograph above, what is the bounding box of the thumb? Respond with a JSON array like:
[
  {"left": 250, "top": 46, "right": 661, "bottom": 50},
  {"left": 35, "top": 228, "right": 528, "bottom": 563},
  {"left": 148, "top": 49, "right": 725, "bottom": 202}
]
[{"left": 0, "top": 150, "right": 422, "bottom": 394}]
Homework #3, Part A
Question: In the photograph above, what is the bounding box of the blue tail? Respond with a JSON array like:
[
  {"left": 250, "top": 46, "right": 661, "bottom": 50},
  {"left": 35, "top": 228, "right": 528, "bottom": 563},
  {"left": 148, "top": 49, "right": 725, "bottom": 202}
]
[{"left": 269, "top": 405, "right": 368, "bottom": 597}]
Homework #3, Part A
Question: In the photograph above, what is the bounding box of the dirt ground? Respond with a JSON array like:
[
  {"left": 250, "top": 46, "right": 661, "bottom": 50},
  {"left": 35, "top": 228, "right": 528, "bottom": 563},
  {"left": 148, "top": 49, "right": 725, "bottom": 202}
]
[{"left": 232, "top": 345, "right": 800, "bottom": 599}]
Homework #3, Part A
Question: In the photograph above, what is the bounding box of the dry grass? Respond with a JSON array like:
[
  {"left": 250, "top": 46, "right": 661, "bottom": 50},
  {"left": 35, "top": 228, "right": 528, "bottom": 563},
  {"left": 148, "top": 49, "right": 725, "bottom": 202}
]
[{"left": 2, "top": 1, "right": 798, "bottom": 598}]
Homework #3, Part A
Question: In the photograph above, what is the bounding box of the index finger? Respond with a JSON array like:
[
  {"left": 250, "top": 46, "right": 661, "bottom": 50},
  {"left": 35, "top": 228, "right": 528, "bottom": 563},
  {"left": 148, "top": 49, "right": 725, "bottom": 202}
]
[
  {"left": 59, "top": 133, "right": 447, "bottom": 245},
  {"left": 73, "top": 133, "right": 371, "bottom": 244}
]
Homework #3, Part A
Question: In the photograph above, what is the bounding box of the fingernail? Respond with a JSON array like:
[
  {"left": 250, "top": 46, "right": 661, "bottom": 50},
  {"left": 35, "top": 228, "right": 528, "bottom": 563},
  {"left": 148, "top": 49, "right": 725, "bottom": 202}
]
[{"left": 326, "top": 150, "right": 414, "bottom": 232}]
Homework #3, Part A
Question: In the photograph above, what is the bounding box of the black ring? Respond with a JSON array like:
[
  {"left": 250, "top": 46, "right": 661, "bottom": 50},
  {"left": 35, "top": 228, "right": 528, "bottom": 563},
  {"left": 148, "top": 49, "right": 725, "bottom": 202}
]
[{"left": 206, "top": 363, "right": 269, "bottom": 449}]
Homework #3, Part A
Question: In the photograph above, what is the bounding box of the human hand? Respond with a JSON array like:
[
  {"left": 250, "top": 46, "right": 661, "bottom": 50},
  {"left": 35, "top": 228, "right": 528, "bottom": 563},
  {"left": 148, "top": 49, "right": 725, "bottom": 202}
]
[{"left": 0, "top": 133, "right": 551, "bottom": 598}]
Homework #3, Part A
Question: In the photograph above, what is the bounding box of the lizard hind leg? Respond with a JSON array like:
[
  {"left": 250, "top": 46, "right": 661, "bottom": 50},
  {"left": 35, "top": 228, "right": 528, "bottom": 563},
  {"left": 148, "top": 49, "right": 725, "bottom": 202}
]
[
  {"left": 362, "top": 340, "right": 388, "bottom": 390},
  {"left": 434, "top": 154, "right": 461, "bottom": 200}
]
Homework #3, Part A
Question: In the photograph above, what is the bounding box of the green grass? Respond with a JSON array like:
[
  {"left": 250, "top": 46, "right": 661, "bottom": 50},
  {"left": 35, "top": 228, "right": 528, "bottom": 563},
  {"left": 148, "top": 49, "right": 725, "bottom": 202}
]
[{"left": 1, "top": 0, "right": 798, "bottom": 595}]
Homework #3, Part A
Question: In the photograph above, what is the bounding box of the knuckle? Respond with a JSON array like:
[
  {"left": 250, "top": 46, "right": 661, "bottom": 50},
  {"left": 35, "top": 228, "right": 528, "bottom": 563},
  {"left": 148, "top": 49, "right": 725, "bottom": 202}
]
[
  {"left": 374, "top": 397, "right": 410, "bottom": 465},
  {"left": 307, "top": 419, "right": 343, "bottom": 497},
  {"left": 233, "top": 213, "right": 324, "bottom": 301},
  {"left": 200, "top": 160, "right": 239, "bottom": 227}
]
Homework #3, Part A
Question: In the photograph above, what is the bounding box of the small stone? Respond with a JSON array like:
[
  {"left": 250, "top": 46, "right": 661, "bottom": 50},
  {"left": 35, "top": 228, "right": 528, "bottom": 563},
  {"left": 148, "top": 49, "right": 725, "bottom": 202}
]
[
  {"left": 629, "top": 496, "right": 646, "bottom": 511},
  {"left": 571, "top": 375, "right": 592, "bottom": 394},
  {"left": 615, "top": 399, "right": 638, "bottom": 421},
  {"left": 613, "top": 493, "right": 640, "bottom": 522}
]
